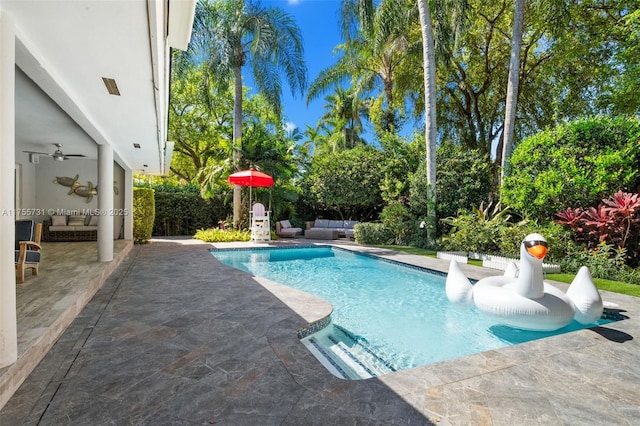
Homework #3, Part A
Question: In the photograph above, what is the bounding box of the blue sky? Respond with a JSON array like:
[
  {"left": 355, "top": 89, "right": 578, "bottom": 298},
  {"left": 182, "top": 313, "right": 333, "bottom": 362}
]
[{"left": 251, "top": 0, "right": 345, "bottom": 136}]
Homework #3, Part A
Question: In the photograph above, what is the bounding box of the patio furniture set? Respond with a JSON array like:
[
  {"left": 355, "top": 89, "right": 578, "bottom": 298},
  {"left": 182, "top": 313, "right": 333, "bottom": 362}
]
[{"left": 276, "top": 218, "right": 358, "bottom": 240}]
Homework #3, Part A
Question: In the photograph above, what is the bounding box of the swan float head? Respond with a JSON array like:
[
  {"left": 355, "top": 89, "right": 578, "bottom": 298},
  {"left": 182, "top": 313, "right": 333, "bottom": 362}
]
[{"left": 445, "top": 233, "right": 604, "bottom": 331}]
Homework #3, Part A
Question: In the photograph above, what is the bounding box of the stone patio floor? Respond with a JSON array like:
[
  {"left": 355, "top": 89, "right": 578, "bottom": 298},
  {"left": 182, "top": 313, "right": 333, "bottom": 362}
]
[{"left": 1, "top": 237, "right": 639, "bottom": 425}]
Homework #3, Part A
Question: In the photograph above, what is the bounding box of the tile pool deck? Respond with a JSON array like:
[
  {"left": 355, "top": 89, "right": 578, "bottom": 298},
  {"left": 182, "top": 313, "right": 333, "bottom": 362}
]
[{"left": 1, "top": 237, "right": 639, "bottom": 425}]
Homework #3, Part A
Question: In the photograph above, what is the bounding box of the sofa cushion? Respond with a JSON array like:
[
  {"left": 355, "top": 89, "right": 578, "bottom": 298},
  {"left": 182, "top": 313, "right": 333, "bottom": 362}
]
[
  {"left": 279, "top": 227, "right": 302, "bottom": 236},
  {"left": 49, "top": 225, "right": 76, "bottom": 231},
  {"left": 344, "top": 220, "right": 358, "bottom": 229},
  {"left": 82, "top": 226, "right": 98, "bottom": 231},
  {"left": 51, "top": 215, "right": 67, "bottom": 226},
  {"left": 15, "top": 249, "right": 41, "bottom": 263},
  {"left": 15, "top": 220, "right": 34, "bottom": 250},
  {"left": 314, "top": 219, "right": 329, "bottom": 228},
  {"left": 280, "top": 220, "right": 292, "bottom": 229},
  {"left": 328, "top": 220, "right": 344, "bottom": 228},
  {"left": 88, "top": 215, "right": 99, "bottom": 226},
  {"left": 68, "top": 215, "right": 86, "bottom": 226}
]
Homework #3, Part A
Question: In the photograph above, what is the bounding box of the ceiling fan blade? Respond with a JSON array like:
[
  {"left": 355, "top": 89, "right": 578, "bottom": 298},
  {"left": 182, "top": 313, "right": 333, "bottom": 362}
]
[
  {"left": 22, "top": 150, "right": 50, "bottom": 155},
  {"left": 63, "top": 154, "right": 86, "bottom": 158}
]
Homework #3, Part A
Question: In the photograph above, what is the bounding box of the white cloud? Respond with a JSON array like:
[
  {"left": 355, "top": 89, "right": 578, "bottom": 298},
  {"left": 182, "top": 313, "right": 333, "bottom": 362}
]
[{"left": 288, "top": 0, "right": 301, "bottom": 5}]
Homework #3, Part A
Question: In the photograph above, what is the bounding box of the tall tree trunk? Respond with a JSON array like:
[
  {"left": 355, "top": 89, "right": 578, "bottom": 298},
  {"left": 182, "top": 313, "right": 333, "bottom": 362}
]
[
  {"left": 500, "top": 0, "right": 525, "bottom": 189},
  {"left": 417, "top": 0, "right": 437, "bottom": 245},
  {"left": 233, "top": 65, "right": 243, "bottom": 227}
]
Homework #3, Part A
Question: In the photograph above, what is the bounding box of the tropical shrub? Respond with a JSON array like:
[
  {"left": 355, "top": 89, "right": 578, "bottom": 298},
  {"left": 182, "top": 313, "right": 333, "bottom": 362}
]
[
  {"left": 560, "top": 242, "right": 640, "bottom": 284},
  {"left": 193, "top": 228, "right": 251, "bottom": 242},
  {"left": 435, "top": 143, "right": 493, "bottom": 220},
  {"left": 407, "top": 163, "right": 437, "bottom": 244},
  {"left": 299, "top": 146, "right": 385, "bottom": 220},
  {"left": 378, "top": 132, "right": 421, "bottom": 205},
  {"left": 502, "top": 116, "right": 640, "bottom": 222},
  {"left": 353, "top": 222, "right": 394, "bottom": 245},
  {"left": 380, "top": 202, "right": 413, "bottom": 245},
  {"left": 498, "top": 221, "right": 573, "bottom": 261},
  {"left": 555, "top": 191, "right": 640, "bottom": 266},
  {"left": 133, "top": 187, "right": 155, "bottom": 244},
  {"left": 441, "top": 202, "right": 513, "bottom": 254}
]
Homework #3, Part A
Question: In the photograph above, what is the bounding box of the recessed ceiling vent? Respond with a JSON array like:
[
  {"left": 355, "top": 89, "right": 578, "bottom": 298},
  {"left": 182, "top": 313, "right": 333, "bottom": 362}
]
[
  {"left": 102, "top": 77, "right": 120, "bottom": 96},
  {"left": 133, "top": 143, "right": 141, "bottom": 149}
]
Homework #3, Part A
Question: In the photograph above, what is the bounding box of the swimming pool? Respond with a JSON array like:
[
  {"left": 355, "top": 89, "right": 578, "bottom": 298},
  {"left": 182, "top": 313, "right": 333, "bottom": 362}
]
[{"left": 210, "top": 246, "right": 613, "bottom": 379}]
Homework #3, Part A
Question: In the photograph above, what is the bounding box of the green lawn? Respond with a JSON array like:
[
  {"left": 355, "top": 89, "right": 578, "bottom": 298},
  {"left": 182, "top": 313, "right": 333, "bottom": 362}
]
[
  {"left": 373, "top": 244, "right": 639, "bottom": 298},
  {"left": 547, "top": 274, "right": 640, "bottom": 297}
]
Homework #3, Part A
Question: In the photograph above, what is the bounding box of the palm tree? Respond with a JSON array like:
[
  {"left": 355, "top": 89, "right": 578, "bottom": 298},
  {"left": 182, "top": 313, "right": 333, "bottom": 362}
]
[
  {"left": 307, "top": 0, "right": 418, "bottom": 133},
  {"left": 416, "top": 0, "right": 438, "bottom": 244},
  {"left": 186, "top": 0, "right": 307, "bottom": 226},
  {"left": 499, "top": 0, "right": 567, "bottom": 188},
  {"left": 319, "top": 86, "right": 368, "bottom": 150},
  {"left": 416, "top": 0, "right": 468, "bottom": 244},
  {"left": 500, "top": 0, "right": 525, "bottom": 188}
]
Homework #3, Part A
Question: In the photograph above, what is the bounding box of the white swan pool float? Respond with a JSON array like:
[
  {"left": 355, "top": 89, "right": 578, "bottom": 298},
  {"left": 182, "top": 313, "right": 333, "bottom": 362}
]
[{"left": 446, "top": 233, "right": 603, "bottom": 331}]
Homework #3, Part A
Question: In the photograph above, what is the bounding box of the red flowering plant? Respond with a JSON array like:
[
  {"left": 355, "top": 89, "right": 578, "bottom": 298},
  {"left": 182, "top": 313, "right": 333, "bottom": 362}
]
[
  {"left": 602, "top": 191, "right": 640, "bottom": 249},
  {"left": 583, "top": 205, "right": 611, "bottom": 242},
  {"left": 555, "top": 191, "right": 640, "bottom": 267},
  {"left": 555, "top": 207, "right": 583, "bottom": 229}
]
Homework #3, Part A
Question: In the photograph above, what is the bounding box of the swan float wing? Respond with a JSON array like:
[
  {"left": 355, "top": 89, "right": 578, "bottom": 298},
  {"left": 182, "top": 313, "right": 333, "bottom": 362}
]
[
  {"left": 566, "top": 266, "right": 603, "bottom": 324},
  {"left": 445, "top": 260, "right": 474, "bottom": 307},
  {"left": 504, "top": 260, "right": 519, "bottom": 278}
]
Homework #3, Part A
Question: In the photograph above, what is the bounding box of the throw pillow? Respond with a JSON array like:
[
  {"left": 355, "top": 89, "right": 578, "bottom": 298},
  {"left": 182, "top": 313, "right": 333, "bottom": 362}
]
[
  {"left": 51, "top": 215, "right": 67, "bottom": 226},
  {"left": 68, "top": 215, "right": 86, "bottom": 226},
  {"left": 314, "top": 219, "right": 329, "bottom": 228},
  {"left": 281, "top": 220, "right": 292, "bottom": 229},
  {"left": 328, "top": 220, "right": 343, "bottom": 228}
]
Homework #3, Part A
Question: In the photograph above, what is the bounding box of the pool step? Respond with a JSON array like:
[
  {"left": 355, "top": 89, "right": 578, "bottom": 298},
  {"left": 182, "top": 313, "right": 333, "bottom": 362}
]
[{"left": 301, "top": 325, "right": 396, "bottom": 380}]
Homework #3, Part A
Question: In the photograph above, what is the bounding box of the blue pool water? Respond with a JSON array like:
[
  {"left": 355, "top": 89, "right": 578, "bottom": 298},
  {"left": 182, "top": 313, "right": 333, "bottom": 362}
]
[{"left": 210, "top": 246, "right": 612, "bottom": 378}]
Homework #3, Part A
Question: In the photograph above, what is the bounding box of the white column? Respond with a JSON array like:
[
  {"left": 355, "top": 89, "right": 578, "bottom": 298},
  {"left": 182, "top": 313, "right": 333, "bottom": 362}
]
[
  {"left": 123, "top": 168, "right": 133, "bottom": 240},
  {"left": 0, "top": 12, "right": 18, "bottom": 367},
  {"left": 97, "top": 144, "right": 113, "bottom": 262}
]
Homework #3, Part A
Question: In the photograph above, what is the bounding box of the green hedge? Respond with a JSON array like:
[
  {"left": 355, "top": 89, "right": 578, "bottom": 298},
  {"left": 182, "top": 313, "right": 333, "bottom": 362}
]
[
  {"left": 133, "top": 187, "right": 155, "bottom": 244},
  {"left": 354, "top": 222, "right": 394, "bottom": 245},
  {"left": 153, "top": 191, "right": 222, "bottom": 236}
]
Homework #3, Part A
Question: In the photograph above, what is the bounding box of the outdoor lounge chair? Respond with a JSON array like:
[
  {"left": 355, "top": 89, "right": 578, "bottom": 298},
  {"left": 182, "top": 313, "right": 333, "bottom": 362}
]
[
  {"left": 15, "top": 219, "right": 43, "bottom": 283},
  {"left": 250, "top": 203, "right": 271, "bottom": 241},
  {"left": 275, "top": 220, "right": 303, "bottom": 238}
]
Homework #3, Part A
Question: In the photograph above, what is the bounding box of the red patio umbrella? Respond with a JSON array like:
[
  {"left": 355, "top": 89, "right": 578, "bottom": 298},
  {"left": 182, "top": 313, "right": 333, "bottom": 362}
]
[
  {"left": 227, "top": 168, "right": 274, "bottom": 187},
  {"left": 227, "top": 168, "right": 274, "bottom": 208}
]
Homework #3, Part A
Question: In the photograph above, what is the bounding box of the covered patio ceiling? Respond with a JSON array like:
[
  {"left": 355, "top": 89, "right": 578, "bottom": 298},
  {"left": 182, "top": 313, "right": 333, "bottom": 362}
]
[{"left": 5, "top": 0, "right": 195, "bottom": 174}]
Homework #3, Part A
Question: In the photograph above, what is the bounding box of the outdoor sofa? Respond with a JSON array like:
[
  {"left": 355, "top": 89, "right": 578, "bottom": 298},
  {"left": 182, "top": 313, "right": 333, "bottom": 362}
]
[
  {"left": 43, "top": 214, "right": 98, "bottom": 242},
  {"left": 275, "top": 220, "right": 303, "bottom": 238},
  {"left": 305, "top": 219, "right": 358, "bottom": 240}
]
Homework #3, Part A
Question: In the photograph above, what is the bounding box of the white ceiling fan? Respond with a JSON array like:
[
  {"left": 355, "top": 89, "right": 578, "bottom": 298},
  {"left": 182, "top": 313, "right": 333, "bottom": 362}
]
[{"left": 23, "top": 143, "right": 87, "bottom": 163}]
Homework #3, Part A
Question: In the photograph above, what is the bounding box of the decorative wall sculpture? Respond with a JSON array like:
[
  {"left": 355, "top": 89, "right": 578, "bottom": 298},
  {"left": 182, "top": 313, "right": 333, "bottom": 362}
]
[{"left": 53, "top": 175, "right": 118, "bottom": 203}]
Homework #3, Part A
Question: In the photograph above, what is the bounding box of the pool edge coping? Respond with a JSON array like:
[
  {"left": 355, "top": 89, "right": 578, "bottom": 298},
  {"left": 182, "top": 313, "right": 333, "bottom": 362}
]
[{"left": 208, "top": 241, "right": 639, "bottom": 388}]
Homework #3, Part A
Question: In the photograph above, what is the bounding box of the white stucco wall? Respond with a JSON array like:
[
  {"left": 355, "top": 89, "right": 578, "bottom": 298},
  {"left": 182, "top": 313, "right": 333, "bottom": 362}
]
[
  {"left": 113, "top": 162, "right": 125, "bottom": 239},
  {"left": 35, "top": 157, "right": 98, "bottom": 212},
  {"left": 14, "top": 151, "right": 36, "bottom": 217},
  {"left": 31, "top": 156, "right": 124, "bottom": 239}
]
